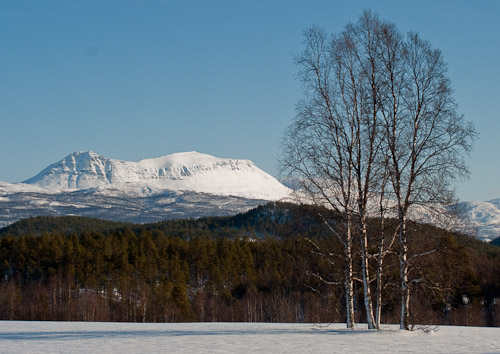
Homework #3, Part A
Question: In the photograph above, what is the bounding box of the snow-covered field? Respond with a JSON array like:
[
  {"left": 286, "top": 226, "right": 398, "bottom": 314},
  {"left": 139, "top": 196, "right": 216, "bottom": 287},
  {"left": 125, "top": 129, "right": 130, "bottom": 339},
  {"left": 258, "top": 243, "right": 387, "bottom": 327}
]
[{"left": 0, "top": 321, "right": 498, "bottom": 354}]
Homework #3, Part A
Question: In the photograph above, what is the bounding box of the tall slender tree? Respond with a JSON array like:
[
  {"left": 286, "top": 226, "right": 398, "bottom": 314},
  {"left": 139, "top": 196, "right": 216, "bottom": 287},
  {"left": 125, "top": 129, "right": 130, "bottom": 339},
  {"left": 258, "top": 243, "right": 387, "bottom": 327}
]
[
  {"left": 282, "top": 25, "right": 358, "bottom": 328},
  {"left": 282, "top": 10, "right": 475, "bottom": 330},
  {"left": 378, "top": 27, "right": 476, "bottom": 329}
]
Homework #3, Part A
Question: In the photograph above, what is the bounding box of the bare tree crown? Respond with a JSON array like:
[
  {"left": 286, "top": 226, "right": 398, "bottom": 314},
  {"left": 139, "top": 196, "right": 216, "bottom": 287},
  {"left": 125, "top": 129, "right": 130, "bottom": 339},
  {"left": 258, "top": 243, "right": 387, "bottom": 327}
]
[{"left": 282, "top": 10, "right": 476, "bottom": 211}]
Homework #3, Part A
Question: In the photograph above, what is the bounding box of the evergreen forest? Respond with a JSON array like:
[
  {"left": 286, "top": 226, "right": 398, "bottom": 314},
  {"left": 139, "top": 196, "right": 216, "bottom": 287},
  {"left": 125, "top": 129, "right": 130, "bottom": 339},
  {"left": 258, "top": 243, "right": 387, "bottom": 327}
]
[{"left": 0, "top": 203, "right": 499, "bottom": 326}]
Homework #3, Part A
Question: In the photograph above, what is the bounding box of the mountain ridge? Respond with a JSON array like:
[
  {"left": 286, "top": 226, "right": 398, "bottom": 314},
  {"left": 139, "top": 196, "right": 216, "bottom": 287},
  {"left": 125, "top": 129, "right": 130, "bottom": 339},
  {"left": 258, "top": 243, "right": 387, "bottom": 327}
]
[{"left": 21, "top": 150, "right": 291, "bottom": 200}]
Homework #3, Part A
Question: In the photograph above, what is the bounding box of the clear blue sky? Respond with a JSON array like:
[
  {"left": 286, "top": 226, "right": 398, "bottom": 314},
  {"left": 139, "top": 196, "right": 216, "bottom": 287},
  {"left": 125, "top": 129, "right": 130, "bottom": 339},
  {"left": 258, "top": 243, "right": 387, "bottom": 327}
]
[{"left": 0, "top": 0, "right": 498, "bottom": 202}]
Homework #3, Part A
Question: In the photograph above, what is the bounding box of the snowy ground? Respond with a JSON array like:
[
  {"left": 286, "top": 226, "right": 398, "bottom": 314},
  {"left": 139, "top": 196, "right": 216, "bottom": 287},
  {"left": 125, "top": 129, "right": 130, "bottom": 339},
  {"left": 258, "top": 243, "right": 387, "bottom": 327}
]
[{"left": 0, "top": 321, "right": 499, "bottom": 353}]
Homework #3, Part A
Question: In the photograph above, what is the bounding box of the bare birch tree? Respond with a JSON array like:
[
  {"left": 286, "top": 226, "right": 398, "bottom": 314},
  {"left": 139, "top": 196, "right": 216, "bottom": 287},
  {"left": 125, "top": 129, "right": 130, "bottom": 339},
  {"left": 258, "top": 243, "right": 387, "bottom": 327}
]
[
  {"left": 282, "top": 12, "right": 387, "bottom": 329},
  {"left": 281, "top": 25, "right": 357, "bottom": 328},
  {"left": 282, "top": 11, "right": 475, "bottom": 330},
  {"left": 379, "top": 28, "right": 476, "bottom": 329}
]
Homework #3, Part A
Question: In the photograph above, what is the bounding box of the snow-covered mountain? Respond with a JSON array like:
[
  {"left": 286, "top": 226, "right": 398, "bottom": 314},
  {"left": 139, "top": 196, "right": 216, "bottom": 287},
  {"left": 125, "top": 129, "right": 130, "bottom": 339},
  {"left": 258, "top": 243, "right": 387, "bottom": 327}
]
[
  {"left": 23, "top": 151, "right": 291, "bottom": 200},
  {"left": 0, "top": 151, "right": 291, "bottom": 227},
  {"left": 1, "top": 151, "right": 500, "bottom": 242},
  {"left": 455, "top": 199, "right": 500, "bottom": 242}
]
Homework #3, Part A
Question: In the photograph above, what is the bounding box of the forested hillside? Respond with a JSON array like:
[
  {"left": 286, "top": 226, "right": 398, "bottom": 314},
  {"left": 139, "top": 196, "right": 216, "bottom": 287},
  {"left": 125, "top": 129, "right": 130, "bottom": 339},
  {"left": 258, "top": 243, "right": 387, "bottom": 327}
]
[
  {"left": 0, "top": 216, "right": 134, "bottom": 237},
  {"left": 0, "top": 203, "right": 499, "bottom": 326}
]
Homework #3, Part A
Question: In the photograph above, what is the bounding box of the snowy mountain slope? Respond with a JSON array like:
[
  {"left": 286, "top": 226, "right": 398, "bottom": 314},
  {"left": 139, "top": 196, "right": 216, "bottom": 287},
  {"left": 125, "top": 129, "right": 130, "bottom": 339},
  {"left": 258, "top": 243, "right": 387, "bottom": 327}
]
[
  {"left": 455, "top": 199, "right": 500, "bottom": 242},
  {"left": 23, "top": 151, "right": 291, "bottom": 200},
  {"left": 0, "top": 151, "right": 291, "bottom": 227},
  {"left": 0, "top": 188, "right": 269, "bottom": 228}
]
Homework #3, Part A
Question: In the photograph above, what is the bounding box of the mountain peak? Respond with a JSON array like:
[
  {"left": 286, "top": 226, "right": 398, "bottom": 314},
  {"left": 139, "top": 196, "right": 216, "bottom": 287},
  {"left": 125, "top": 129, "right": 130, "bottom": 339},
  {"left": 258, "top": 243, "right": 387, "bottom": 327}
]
[{"left": 69, "top": 150, "right": 99, "bottom": 158}]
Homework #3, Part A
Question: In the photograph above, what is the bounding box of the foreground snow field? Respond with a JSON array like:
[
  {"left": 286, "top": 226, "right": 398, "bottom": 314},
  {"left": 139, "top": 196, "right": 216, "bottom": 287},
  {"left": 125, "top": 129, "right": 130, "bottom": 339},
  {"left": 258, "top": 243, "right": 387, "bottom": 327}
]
[{"left": 0, "top": 322, "right": 498, "bottom": 354}]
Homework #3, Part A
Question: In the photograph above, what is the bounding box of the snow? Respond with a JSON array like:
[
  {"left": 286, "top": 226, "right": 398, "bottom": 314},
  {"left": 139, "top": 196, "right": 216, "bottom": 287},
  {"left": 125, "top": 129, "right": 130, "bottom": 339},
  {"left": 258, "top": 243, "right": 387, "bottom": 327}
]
[
  {"left": 21, "top": 151, "right": 292, "bottom": 201},
  {"left": 0, "top": 322, "right": 498, "bottom": 354},
  {"left": 0, "top": 188, "right": 270, "bottom": 228},
  {"left": 0, "top": 151, "right": 293, "bottom": 228},
  {"left": 0, "top": 181, "right": 47, "bottom": 194},
  {"left": 456, "top": 200, "right": 500, "bottom": 242}
]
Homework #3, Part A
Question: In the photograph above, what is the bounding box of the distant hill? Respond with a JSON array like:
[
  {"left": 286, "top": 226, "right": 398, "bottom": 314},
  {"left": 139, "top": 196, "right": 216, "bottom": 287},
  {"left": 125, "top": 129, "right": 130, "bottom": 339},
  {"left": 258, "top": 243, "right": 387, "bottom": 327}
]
[
  {"left": 0, "top": 202, "right": 339, "bottom": 239},
  {"left": 455, "top": 199, "right": 500, "bottom": 242}
]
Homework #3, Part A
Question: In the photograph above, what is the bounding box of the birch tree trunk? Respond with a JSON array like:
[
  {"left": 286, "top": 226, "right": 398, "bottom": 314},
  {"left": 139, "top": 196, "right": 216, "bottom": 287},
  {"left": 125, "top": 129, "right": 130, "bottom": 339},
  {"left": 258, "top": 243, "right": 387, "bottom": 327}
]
[
  {"left": 360, "top": 214, "right": 375, "bottom": 328},
  {"left": 398, "top": 214, "right": 410, "bottom": 330},
  {"left": 375, "top": 234, "right": 383, "bottom": 328},
  {"left": 345, "top": 220, "right": 355, "bottom": 329}
]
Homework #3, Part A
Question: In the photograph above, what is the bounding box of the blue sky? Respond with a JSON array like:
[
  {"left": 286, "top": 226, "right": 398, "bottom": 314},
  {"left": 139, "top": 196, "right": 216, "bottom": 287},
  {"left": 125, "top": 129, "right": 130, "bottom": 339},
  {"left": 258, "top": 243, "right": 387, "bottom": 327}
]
[{"left": 0, "top": 0, "right": 498, "bottom": 201}]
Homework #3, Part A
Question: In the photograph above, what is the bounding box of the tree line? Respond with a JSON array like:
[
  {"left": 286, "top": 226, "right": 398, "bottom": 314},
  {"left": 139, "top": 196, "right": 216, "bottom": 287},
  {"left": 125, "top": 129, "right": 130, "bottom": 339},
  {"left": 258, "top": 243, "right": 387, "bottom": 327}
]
[{"left": 0, "top": 205, "right": 499, "bottom": 326}]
